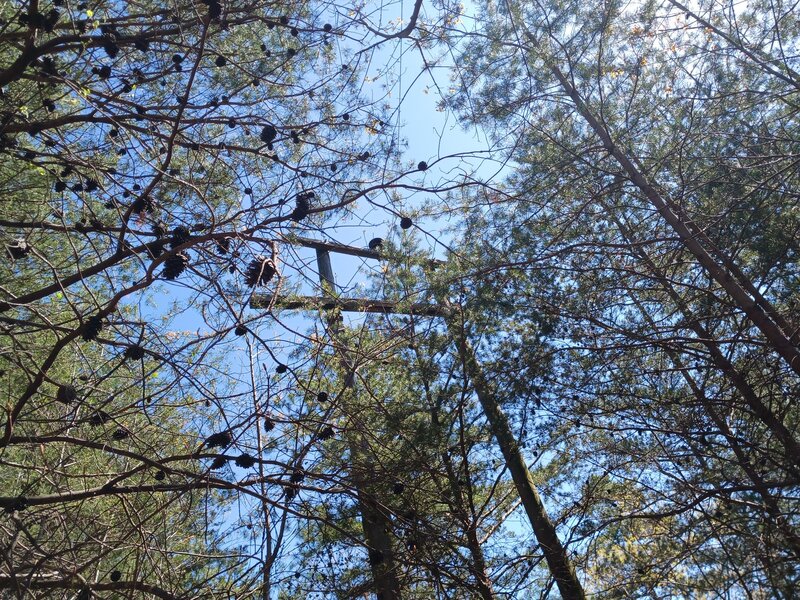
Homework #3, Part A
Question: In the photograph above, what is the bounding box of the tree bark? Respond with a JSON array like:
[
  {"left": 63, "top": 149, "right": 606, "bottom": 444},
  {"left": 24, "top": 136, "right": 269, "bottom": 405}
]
[
  {"left": 546, "top": 62, "right": 800, "bottom": 379},
  {"left": 444, "top": 307, "right": 586, "bottom": 600}
]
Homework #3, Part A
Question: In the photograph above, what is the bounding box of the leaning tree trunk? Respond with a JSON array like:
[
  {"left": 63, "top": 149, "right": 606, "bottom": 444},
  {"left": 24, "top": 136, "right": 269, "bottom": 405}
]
[
  {"left": 443, "top": 304, "right": 586, "bottom": 600},
  {"left": 543, "top": 57, "right": 800, "bottom": 380},
  {"left": 255, "top": 238, "right": 584, "bottom": 599},
  {"left": 601, "top": 200, "right": 800, "bottom": 468}
]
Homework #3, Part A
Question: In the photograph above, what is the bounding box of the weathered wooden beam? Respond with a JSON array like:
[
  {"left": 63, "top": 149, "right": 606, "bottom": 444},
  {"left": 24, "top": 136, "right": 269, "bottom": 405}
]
[
  {"left": 290, "top": 235, "right": 382, "bottom": 260},
  {"left": 250, "top": 294, "right": 447, "bottom": 318},
  {"left": 286, "top": 235, "right": 445, "bottom": 266}
]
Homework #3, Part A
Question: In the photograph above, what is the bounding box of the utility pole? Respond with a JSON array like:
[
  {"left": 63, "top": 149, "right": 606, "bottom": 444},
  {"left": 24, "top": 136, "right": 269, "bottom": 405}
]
[
  {"left": 313, "top": 247, "right": 403, "bottom": 600},
  {"left": 252, "top": 240, "right": 586, "bottom": 600}
]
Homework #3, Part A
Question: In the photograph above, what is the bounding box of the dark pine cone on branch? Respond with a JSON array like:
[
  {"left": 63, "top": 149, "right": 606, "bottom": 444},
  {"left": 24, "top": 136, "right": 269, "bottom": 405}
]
[
  {"left": 111, "top": 426, "right": 130, "bottom": 440},
  {"left": 130, "top": 195, "right": 155, "bottom": 215},
  {"left": 6, "top": 239, "right": 30, "bottom": 259},
  {"left": 56, "top": 383, "right": 78, "bottom": 404},
  {"left": 210, "top": 456, "right": 227, "bottom": 470},
  {"left": 244, "top": 256, "right": 276, "bottom": 287},
  {"left": 260, "top": 124, "right": 277, "bottom": 144},
  {"left": 81, "top": 314, "right": 104, "bottom": 341},
  {"left": 88, "top": 410, "right": 111, "bottom": 426},
  {"left": 162, "top": 252, "right": 189, "bottom": 280},
  {"left": 123, "top": 345, "right": 145, "bottom": 360},
  {"left": 169, "top": 226, "right": 192, "bottom": 248},
  {"left": 291, "top": 191, "right": 314, "bottom": 221},
  {"left": 215, "top": 237, "right": 231, "bottom": 255},
  {"left": 204, "top": 431, "right": 232, "bottom": 448},
  {"left": 235, "top": 454, "right": 257, "bottom": 468}
]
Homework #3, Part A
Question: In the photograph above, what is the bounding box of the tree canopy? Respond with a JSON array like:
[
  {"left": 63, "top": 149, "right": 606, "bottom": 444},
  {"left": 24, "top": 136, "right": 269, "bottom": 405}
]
[{"left": 2, "top": 0, "right": 799, "bottom": 598}]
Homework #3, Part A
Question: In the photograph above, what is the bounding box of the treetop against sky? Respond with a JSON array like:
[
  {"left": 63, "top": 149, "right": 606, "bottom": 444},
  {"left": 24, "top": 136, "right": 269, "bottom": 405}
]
[{"left": 1, "top": 0, "right": 799, "bottom": 598}]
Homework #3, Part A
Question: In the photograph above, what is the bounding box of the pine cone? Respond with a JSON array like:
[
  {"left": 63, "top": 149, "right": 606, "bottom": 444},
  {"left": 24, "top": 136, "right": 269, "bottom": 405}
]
[
  {"left": 56, "top": 383, "right": 78, "bottom": 404},
  {"left": 207, "top": 0, "right": 222, "bottom": 19},
  {"left": 235, "top": 454, "right": 256, "bottom": 468},
  {"left": 162, "top": 252, "right": 189, "bottom": 280},
  {"left": 81, "top": 314, "right": 104, "bottom": 341},
  {"left": 215, "top": 237, "right": 231, "bottom": 255},
  {"left": 291, "top": 191, "right": 314, "bottom": 221},
  {"left": 284, "top": 484, "right": 297, "bottom": 500},
  {"left": 6, "top": 239, "right": 30, "bottom": 260},
  {"left": 88, "top": 410, "right": 111, "bottom": 426},
  {"left": 123, "top": 345, "right": 145, "bottom": 360},
  {"left": 131, "top": 195, "right": 155, "bottom": 215},
  {"left": 102, "top": 39, "right": 119, "bottom": 58},
  {"left": 260, "top": 124, "right": 277, "bottom": 143},
  {"left": 244, "top": 256, "right": 276, "bottom": 286},
  {"left": 170, "top": 226, "right": 191, "bottom": 248},
  {"left": 111, "top": 426, "right": 130, "bottom": 440},
  {"left": 204, "top": 431, "right": 232, "bottom": 448}
]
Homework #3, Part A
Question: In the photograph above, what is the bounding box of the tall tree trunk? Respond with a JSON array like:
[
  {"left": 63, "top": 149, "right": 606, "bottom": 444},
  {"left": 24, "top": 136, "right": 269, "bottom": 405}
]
[
  {"left": 354, "top": 478, "right": 404, "bottom": 600},
  {"left": 444, "top": 306, "right": 586, "bottom": 600},
  {"left": 603, "top": 203, "right": 800, "bottom": 468},
  {"left": 538, "top": 52, "right": 800, "bottom": 378},
  {"left": 441, "top": 447, "right": 497, "bottom": 600}
]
